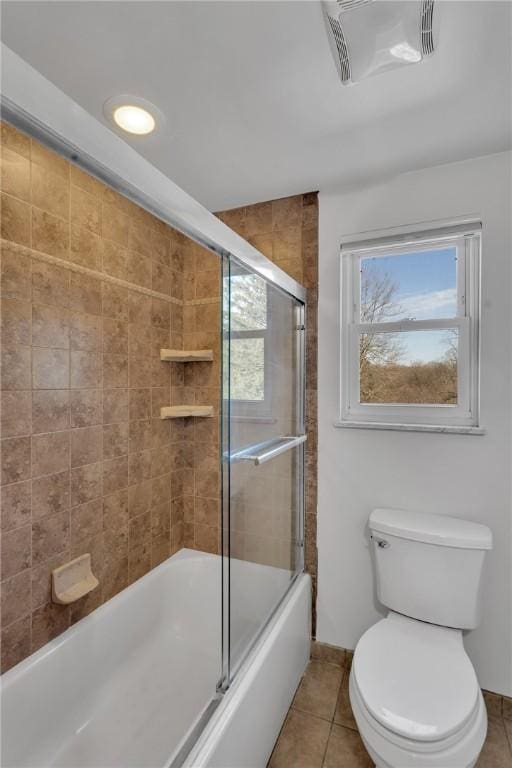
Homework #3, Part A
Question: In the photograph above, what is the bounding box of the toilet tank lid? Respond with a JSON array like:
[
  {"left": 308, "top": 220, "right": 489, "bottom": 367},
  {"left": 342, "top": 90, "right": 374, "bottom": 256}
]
[{"left": 370, "top": 508, "right": 493, "bottom": 550}]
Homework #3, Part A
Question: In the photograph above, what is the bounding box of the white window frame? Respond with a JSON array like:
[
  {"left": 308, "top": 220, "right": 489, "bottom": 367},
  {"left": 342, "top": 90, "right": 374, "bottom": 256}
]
[{"left": 340, "top": 224, "right": 481, "bottom": 428}]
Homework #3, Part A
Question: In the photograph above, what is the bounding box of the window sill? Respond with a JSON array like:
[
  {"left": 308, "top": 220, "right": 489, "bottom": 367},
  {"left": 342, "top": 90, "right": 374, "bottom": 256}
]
[{"left": 334, "top": 421, "right": 486, "bottom": 435}]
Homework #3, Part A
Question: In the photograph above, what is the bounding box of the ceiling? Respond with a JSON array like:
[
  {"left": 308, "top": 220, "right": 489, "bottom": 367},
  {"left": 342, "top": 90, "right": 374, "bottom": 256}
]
[{"left": 1, "top": 1, "right": 511, "bottom": 211}]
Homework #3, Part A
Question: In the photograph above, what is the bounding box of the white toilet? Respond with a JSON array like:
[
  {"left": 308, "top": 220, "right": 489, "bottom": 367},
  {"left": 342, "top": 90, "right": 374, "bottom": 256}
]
[{"left": 350, "top": 508, "right": 493, "bottom": 768}]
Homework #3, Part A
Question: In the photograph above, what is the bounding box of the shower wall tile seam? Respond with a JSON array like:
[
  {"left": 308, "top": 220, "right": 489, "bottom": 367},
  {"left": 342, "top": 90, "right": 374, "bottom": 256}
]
[{"left": 0, "top": 240, "right": 183, "bottom": 305}]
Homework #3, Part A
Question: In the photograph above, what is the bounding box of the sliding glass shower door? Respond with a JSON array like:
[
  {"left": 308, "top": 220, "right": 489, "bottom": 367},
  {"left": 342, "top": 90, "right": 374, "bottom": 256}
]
[{"left": 222, "top": 257, "right": 306, "bottom": 683}]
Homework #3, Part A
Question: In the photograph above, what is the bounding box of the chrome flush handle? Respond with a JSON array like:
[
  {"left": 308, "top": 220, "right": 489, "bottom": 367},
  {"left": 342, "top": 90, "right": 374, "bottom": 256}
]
[{"left": 371, "top": 535, "right": 390, "bottom": 549}]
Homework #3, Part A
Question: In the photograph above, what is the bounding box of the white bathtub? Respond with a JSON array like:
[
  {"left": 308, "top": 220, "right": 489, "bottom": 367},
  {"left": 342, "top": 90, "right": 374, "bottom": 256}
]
[{"left": 1, "top": 549, "right": 311, "bottom": 768}]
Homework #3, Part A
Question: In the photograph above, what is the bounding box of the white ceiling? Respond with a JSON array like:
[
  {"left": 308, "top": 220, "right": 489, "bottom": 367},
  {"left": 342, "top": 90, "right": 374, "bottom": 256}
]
[{"left": 1, "top": 1, "right": 511, "bottom": 211}]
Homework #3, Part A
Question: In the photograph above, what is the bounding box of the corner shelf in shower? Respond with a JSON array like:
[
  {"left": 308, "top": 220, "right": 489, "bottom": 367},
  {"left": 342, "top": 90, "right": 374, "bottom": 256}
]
[
  {"left": 160, "top": 405, "right": 214, "bottom": 419},
  {"left": 160, "top": 349, "right": 213, "bottom": 362},
  {"left": 160, "top": 350, "right": 214, "bottom": 420}
]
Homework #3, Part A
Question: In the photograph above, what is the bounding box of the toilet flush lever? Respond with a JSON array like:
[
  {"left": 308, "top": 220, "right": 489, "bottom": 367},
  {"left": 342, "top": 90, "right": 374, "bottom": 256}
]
[{"left": 372, "top": 535, "right": 390, "bottom": 549}]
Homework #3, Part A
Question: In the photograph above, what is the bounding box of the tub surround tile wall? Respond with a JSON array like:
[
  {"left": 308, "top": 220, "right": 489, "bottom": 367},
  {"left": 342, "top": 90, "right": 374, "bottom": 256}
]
[
  {"left": 169, "top": 193, "right": 318, "bottom": 572},
  {"left": 0, "top": 122, "right": 319, "bottom": 672},
  {"left": 0, "top": 122, "right": 186, "bottom": 671},
  {"left": 180, "top": 242, "right": 221, "bottom": 555}
]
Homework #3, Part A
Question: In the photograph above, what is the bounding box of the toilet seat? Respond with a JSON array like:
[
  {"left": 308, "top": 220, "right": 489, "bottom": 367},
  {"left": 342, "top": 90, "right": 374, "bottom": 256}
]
[
  {"left": 349, "top": 671, "right": 487, "bottom": 768},
  {"left": 352, "top": 613, "right": 479, "bottom": 742}
]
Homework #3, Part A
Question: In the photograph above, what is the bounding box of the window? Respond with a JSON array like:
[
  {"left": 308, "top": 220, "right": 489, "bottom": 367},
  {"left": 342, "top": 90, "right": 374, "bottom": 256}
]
[
  {"left": 227, "top": 269, "right": 271, "bottom": 416},
  {"left": 340, "top": 225, "right": 481, "bottom": 428}
]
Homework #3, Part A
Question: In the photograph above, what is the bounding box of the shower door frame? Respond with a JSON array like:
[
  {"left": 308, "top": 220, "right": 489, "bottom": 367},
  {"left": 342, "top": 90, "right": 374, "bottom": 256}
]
[{"left": 220, "top": 255, "right": 306, "bottom": 691}]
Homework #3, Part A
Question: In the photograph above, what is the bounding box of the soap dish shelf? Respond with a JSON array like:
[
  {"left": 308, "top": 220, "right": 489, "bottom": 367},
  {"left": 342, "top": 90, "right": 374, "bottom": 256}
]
[
  {"left": 160, "top": 349, "right": 213, "bottom": 362},
  {"left": 160, "top": 405, "right": 214, "bottom": 419},
  {"left": 52, "top": 553, "right": 99, "bottom": 605}
]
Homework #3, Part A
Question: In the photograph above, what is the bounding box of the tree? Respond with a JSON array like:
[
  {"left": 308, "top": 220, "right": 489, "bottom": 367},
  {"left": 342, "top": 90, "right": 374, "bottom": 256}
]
[
  {"left": 359, "top": 266, "right": 457, "bottom": 405},
  {"left": 225, "top": 273, "right": 267, "bottom": 401},
  {"left": 359, "top": 265, "right": 404, "bottom": 401},
  {"left": 226, "top": 273, "right": 267, "bottom": 331},
  {"left": 443, "top": 329, "right": 458, "bottom": 368}
]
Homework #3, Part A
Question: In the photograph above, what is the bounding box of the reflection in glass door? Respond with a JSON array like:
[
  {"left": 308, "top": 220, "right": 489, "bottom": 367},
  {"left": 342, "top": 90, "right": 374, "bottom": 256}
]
[{"left": 221, "top": 258, "right": 305, "bottom": 685}]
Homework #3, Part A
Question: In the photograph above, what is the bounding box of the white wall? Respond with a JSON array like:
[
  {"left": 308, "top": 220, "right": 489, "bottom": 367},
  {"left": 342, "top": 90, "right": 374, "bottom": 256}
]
[{"left": 317, "top": 151, "right": 512, "bottom": 696}]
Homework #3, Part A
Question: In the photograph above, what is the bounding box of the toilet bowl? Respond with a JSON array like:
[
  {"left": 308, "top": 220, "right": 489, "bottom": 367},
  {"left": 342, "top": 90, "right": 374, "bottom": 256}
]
[
  {"left": 349, "top": 613, "right": 487, "bottom": 768},
  {"left": 350, "top": 508, "right": 493, "bottom": 768}
]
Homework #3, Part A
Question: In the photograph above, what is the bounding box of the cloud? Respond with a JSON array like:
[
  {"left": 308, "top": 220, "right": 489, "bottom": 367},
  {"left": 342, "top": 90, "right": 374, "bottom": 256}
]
[{"left": 393, "top": 288, "right": 457, "bottom": 321}]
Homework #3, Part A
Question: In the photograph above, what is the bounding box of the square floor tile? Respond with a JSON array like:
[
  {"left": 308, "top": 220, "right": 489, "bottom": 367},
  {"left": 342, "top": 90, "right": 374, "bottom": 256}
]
[
  {"left": 323, "top": 724, "right": 373, "bottom": 768},
  {"left": 269, "top": 709, "right": 331, "bottom": 768},
  {"left": 293, "top": 661, "right": 343, "bottom": 721}
]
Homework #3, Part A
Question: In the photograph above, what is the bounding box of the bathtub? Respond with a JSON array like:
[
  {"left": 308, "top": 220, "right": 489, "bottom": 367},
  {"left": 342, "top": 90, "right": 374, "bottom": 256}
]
[{"left": 1, "top": 549, "right": 311, "bottom": 767}]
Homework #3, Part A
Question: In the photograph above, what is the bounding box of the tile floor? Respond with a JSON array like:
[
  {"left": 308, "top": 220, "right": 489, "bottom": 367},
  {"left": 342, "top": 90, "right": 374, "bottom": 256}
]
[{"left": 268, "top": 659, "right": 512, "bottom": 768}]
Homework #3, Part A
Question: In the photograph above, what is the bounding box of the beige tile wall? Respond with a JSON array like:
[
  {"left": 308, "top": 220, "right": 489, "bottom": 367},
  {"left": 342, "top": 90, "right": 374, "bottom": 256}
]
[
  {"left": 181, "top": 241, "right": 222, "bottom": 554},
  {"left": 214, "top": 195, "right": 319, "bottom": 624},
  {"left": 156, "top": 194, "right": 319, "bottom": 593},
  {"left": 0, "top": 120, "right": 319, "bottom": 672},
  {"left": 0, "top": 122, "right": 187, "bottom": 671},
  {"left": 176, "top": 194, "right": 318, "bottom": 585}
]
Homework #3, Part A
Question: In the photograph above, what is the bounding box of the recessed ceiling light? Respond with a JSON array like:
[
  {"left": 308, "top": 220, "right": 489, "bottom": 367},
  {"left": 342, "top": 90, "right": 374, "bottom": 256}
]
[
  {"left": 113, "top": 104, "right": 155, "bottom": 135},
  {"left": 103, "top": 95, "right": 164, "bottom": 137}
]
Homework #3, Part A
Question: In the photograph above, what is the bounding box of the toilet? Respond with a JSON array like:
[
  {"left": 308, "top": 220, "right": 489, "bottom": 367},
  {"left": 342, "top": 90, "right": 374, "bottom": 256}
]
[{"left": 350, "top": 508, "right": 493, "bottom": 768}]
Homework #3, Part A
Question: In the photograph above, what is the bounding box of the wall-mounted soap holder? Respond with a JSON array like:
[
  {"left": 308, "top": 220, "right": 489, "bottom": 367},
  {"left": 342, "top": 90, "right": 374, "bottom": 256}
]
[{"left": 52, "top": 554, "right": 99, "bottom": 605}]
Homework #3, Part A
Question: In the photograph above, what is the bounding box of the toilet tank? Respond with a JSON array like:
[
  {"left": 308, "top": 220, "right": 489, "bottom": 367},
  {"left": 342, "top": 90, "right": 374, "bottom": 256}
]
[{"left": 369, "top": 508, "right": 493, "bottom": 630}]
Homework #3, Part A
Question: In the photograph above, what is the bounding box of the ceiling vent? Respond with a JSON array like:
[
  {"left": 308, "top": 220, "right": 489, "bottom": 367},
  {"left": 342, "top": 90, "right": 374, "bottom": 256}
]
[
  {"left": 421, "top": 0, "right": 436, "bottom": 56},
  {"left": 326, "top": 15, "right": 351, "bottom": 83},
  {"left": 337, "top": 0, "right": 374, "bottom": 10},
  {"left": 323, "top": 0, "right": 439, "bottom": 85}
]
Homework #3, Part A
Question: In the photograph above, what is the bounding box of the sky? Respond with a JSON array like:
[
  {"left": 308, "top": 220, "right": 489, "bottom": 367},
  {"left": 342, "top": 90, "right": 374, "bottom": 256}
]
[{"left": 361, "top": 247, "right": 458, "bottom": 363}]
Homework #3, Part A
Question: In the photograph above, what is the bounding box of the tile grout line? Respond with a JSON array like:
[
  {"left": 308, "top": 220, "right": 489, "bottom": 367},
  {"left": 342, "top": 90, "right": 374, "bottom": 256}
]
[
  {"left": 321, "top": 720, "right": 335, "bottom": 768},
  {"left": 503, "top": 716, "right": 512, "bottom": 755}
]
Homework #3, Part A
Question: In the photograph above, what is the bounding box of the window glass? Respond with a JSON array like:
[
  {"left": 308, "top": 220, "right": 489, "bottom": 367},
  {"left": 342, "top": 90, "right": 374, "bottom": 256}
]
[
  {"left": 359, "top": 328, "right": 458, "bottom": 405},
  {"left": 360, "top": 247, "right": 458, "bottom": 323}
]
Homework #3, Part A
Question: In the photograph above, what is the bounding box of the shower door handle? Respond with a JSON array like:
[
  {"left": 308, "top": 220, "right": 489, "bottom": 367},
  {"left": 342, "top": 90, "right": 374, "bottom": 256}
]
[{"left": 230, "top": 434, "right": 307, "bottom": 466}]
